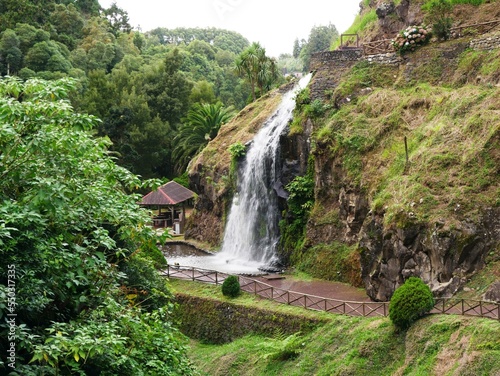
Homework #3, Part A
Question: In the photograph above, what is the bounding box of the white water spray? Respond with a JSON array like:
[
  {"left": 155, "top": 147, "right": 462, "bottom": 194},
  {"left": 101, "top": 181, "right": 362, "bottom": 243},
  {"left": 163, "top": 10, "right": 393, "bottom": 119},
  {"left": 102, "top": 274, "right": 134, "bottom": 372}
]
[{"left": 216, "top": 74, "right": 312, "bottom": 270}]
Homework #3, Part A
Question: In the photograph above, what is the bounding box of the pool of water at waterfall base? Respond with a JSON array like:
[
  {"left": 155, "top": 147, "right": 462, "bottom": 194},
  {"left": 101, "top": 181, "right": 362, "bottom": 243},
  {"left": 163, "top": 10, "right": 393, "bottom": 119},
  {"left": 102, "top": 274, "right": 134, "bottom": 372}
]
[{"left": 162, "top": 243, "right": 275, "bottom": 275}]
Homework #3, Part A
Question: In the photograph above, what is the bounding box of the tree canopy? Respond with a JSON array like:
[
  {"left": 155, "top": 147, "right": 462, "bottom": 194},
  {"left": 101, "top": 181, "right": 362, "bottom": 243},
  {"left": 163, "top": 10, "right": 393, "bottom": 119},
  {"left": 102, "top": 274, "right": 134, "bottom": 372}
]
[
  {"left": 0, "top": 2, "right": 338, "bottom": 182},
  {"left": 235, "top": 42, "right": 281, "bottom": 102},
  {"left": 0, "top": 76, "right": 197, "bottom": 374}
]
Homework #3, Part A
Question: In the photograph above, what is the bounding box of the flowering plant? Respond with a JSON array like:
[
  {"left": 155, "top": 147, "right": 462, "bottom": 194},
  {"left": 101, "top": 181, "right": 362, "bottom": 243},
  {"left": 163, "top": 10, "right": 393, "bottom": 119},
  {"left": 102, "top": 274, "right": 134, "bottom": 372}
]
[{"left": 391, "top": 25, "right": 432, "bottom": 54}]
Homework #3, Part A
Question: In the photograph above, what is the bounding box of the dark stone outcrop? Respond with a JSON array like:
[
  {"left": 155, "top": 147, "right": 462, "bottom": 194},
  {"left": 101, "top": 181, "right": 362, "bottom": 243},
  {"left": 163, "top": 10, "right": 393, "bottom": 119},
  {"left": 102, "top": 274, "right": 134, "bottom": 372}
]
[
  {"left": 484, "top": 282, "right": 500, "bottom": 303},
  {"left": 376, "top": 2, "right": 395, "bottom": 19},
  {"left": 359, "top": 208, "right": 500, "bottom": 301}
]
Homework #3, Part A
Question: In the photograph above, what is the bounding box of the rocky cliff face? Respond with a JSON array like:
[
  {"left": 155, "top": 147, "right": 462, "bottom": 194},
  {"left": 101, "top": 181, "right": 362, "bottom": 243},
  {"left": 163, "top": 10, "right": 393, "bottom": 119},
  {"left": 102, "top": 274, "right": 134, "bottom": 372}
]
[
  {"left": 186, "top": 1, "right": 500, "bottom": 301},
  {"left": 298, "top": 37, "right": 500, "bottom": 301},
  {"left": 358, "top": 208, "right": 500, "bottom": 301}
]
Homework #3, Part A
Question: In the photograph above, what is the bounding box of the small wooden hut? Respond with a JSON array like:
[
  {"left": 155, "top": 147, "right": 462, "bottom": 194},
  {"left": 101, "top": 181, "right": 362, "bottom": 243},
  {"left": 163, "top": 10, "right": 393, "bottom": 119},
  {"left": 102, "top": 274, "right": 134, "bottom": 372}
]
[{"left": 139, "top": 181, "right": 195, "bottom": 234}]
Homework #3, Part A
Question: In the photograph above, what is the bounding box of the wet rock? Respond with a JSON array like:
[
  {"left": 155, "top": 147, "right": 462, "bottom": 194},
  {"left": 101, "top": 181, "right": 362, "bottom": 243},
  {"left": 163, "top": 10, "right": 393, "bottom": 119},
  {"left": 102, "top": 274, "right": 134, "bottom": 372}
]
[
  {"left": 359, "top": 207, "right": 500, "bottom": 301},
  {"left": 376, "top": 2, "right": 395, "bottom": 19},
  {"left": 484, "top": 282, "right": 500, "bottom": 303}
]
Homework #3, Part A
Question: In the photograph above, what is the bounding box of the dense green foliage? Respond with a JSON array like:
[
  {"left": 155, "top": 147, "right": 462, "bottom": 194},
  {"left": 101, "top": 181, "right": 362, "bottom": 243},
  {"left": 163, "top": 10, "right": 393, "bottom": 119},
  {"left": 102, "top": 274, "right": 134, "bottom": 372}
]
[
  {"left": 173, "top": 102, "right": 235, "bottom": 173},
  {"left": 221, "top": 275, "right": 241, "bottom": 298},
  {"left": 389, "top": 277, "right": 435, "bottom": 330},
  {"left": 423, "top": 0, "right": 453, "bottom": 40},
  {"left": 0, "top": 77, "right": 196, "bottom": 375},
  {"left": 235, "top": 42, "right": 281, "bottom": 102},
  {"left": 0, "top": 2, "right": 257, "bottom": 180},
  {"left": 279, "top": 162, "right": 315, "bottom": 261},
  {"left": 0, "top": 1, "right": 336, "bottom": 182}
]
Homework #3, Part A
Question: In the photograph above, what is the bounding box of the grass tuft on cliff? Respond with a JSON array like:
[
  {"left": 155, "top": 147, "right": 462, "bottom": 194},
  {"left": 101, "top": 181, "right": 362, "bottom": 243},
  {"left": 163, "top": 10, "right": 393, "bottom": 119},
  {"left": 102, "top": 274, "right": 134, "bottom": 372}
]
[{"left": 313, "top": 48, "right": 499, "bottom": 230}]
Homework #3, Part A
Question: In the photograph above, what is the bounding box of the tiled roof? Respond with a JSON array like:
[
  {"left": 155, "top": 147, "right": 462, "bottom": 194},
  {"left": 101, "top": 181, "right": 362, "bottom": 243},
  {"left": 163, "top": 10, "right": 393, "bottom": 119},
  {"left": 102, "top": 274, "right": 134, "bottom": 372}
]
[{"left": 139, "top": 181, "right": 195, "bottom": 206}]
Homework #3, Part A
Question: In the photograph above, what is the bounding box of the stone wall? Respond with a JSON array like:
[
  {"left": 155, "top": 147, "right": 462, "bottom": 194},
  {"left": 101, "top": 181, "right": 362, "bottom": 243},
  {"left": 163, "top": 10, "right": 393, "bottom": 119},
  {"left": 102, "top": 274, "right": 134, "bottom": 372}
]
[
  {"left": 310, "top": 49, "right": 363, "bottom": 72},
  {"left": 173, "top": 293, "right": 327, "bottom": 344},
  {"left": 469, "top": 33, "right": 500, "bottom": 51},
  {"left": 309, "top": 50, "right": 363, "bottom": 101},
  {"left": 309, "top": 31, "right": 500, "bottom": 84},
  {"left": 364, "top": 52, "right": 403, "bottom": 65}
]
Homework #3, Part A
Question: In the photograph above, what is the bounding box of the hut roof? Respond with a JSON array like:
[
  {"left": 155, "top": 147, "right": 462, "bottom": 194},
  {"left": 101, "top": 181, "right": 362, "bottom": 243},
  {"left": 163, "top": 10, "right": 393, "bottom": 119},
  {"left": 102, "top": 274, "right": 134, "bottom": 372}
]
[{"left": 139, "top": 181, "right": 195, "bottom": 206}]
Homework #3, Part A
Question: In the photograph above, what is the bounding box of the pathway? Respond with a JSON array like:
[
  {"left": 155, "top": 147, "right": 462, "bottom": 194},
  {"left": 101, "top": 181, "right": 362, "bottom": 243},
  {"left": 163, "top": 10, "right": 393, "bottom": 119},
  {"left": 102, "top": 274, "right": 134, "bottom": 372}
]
[{"left": 162, "top": 265, "right": 500, "bottom": 320}]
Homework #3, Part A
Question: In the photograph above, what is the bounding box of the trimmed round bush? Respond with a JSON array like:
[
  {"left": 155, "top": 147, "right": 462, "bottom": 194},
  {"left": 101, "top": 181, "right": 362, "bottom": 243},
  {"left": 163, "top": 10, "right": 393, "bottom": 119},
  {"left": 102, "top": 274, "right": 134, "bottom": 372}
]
[
  {"left": 221, "top": 275, "right": 241, "bottom": 298},
  {"left": 389, "top": 277, "right": 435, "bottom": 329}
]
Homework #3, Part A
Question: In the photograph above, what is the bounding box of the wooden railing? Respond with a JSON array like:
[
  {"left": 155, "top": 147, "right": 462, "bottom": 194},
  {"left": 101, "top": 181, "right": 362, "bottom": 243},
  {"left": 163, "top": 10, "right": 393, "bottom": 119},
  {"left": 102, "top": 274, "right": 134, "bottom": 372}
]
[
  {"left": 362, "top": 38, "right": 393, "bottom": 55},
  {"left": 451, "top": 19, "right": 500, "bottom": 36},
  {"left": 161, "top": 265, "right": 500, "bottom": 320}
]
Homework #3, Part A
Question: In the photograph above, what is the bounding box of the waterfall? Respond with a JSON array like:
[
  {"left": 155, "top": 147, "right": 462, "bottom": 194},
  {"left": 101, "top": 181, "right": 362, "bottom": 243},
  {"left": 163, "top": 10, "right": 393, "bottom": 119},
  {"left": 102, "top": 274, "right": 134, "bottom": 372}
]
[{"left": 217, "top": 74, "right": 312, "bottom": 269}]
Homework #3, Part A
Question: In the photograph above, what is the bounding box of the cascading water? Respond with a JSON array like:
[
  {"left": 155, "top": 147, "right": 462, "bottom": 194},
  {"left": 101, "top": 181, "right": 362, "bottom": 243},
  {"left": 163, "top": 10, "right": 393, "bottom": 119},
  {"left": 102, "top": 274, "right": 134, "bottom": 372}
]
[
  {"left": 164, "top": 74, "right": 312, "bottom": 274},
  {"left": 216, "top": 73, "right": 312, "bottom": 271}
]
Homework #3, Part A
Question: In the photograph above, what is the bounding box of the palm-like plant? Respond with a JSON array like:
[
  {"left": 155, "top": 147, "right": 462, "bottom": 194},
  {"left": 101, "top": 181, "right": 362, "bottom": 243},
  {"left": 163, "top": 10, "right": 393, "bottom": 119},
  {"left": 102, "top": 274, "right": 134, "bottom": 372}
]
[
  {"left": 173, "top": 102, "right": 235, "bottom": 172},
  {"left": 235, "top": 42, "right": 280, "bottom": 102}
]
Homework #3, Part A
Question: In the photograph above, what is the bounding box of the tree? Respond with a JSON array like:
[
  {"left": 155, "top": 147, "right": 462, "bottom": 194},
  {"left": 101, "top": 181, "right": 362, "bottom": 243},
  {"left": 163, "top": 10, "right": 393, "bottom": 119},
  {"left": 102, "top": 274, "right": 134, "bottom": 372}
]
[
  {"left": 24, "top": 40, "right": 72, "bottom": 73},
  {"left": 80, "top": 17, "right": 118, "bottom": 71},
  {"left": 0, "top": 77, "right": 196, "bottom": 374},
  {"left": 300, "top": 24, "right": 339, "bottom": 70},
  {"left": 257, "top": 55, "right": 280, "bottom": 94},
  {"left": 14, "top": 23, "right": 50, "bottom": 55},
  {"left": 49, "top": 3, "right": 85, "bottom": 49},
  {"left": 0, "top": 29, "right": 22, "bottom": 75},
  {"left": 103, "top": 2, "right": 133, "bottom": 36},
  {"left": 293, "top": 38, "right": 304, "bottom": 58},
  {"left": 142, "top": 48, "right": 193, "bottom": 126},
  {"left": 0, "top": 0, "right": 55, "bottom": 32},
  {"left": 235, "top": 42, "right": 281, "bottom": 102},
  {"left": 190, "top": 80, "right": 216, "bottom": 104},
  {"left": 74, "top": 0, "right": 101, "bottom": 16},
  {"left": 173, "top": 102, "right": 235, "bottom": 172}
]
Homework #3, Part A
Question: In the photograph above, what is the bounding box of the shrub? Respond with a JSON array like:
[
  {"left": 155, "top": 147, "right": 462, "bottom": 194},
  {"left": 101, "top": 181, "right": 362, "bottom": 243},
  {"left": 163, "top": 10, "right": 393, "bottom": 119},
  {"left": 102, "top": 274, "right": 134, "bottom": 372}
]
[
  {"left": 423, "top": 0, "right": 453, "bottom": 40},
  {"left": 389, "top": 277, "right": 435, "bottom": 329},
  {"left": 391, "top": 25, "right": 432, "bottom": 54},
  {"left": 221, "top": 275, "right": 241, "bottom": 298},
  {"left": 228, "top": 141, "right": 246, "bottom": 159}
]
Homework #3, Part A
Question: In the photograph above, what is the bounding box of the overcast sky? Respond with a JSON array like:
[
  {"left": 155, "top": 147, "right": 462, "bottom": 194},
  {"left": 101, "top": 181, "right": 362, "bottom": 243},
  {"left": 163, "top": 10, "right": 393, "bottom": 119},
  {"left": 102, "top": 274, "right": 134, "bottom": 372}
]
[{"left": 98, "top": 1, "right": 361, "bottom": 57}]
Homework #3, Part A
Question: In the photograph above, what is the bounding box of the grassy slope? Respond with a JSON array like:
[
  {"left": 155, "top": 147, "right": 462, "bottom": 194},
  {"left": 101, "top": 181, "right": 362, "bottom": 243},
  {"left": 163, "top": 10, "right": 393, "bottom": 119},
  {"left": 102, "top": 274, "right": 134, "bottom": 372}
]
[
  {"left": 182, "top": 4, "right": 500, "bottom": 373},
  {"left": 299, "top": 43, "right": 500, "bottom": 286},
  {"left": 173, "top": 281, "right": 500, "bottom": 376}
]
